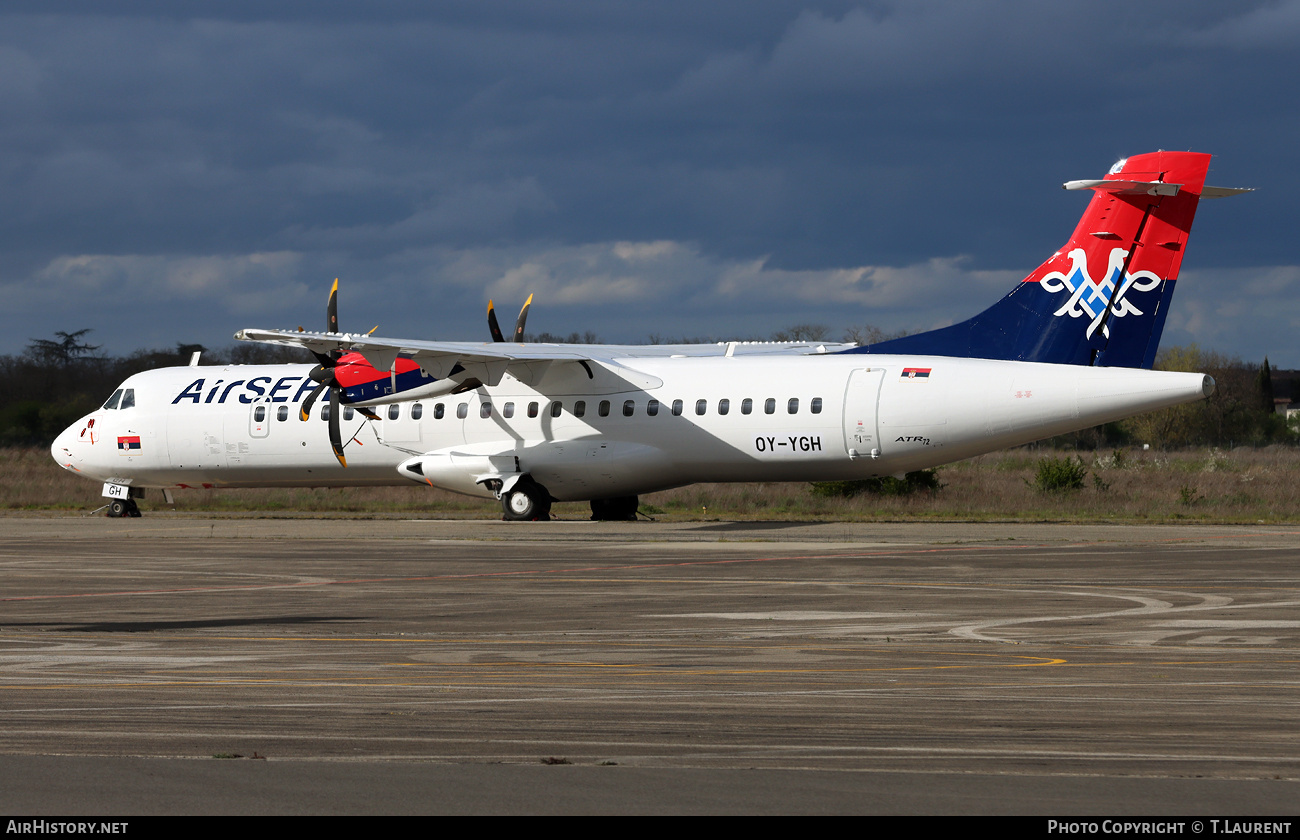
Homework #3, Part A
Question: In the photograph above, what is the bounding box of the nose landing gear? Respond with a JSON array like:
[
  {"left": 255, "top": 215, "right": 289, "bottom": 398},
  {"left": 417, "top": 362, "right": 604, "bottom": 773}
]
[{"left": 107, "top": 498, "right": 141, "bottom": 518}]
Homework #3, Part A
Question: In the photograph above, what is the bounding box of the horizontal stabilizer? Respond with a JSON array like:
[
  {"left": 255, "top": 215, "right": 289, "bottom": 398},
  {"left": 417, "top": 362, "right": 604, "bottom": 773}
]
[
  {"left": 1065, "top": 180, "right": 1253, "bottom": 200},
  {"left": 1063, "top": 179, "right": 1182, "bottom": 196},
  {"left": 1201, "top": 185, "right": 1254, "bottom": 199}
]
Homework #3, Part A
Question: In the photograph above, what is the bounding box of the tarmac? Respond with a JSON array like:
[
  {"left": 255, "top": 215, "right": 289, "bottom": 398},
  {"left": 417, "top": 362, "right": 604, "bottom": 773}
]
[{"left": 2, "top": 515, "right": 1298, "bottom": 814}]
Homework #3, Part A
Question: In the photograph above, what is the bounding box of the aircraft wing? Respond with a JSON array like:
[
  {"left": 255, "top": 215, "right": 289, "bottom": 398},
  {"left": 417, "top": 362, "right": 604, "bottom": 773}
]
[{"left": 235, "top": 328, "right": 855, "bottom": 386}]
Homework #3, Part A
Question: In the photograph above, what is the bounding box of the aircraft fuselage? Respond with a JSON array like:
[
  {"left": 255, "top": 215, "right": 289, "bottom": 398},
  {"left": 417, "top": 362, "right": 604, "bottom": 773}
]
[{"left": 52, "top": 354, "right": 1213, "bottom": 502}]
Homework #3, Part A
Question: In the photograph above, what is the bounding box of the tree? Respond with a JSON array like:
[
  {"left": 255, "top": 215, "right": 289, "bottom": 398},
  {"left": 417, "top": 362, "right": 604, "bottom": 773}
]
[
  {"left": 523, "top": 331, "right": 601, "bottom": 344},
  {"left": 1258, "top": 357, "right": 1276, "bottom": 414},
  {"left": 842, "top": 324, "right": 913, "bottom": 345},
  {"left": 1122, "top": 345, "right": 1281, "bottom": 447},
  {"left": 772, "top": 324, "right": 831, "bottom": 342},
  {"left": 24, "top": 329, "right": 101, "bottom": 367}
]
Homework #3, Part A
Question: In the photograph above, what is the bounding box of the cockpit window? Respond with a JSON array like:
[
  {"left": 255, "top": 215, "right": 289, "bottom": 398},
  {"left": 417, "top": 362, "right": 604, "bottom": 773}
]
[
  {"left": 120, "top": 389, "right": 135, "bottom": 409},
  {"left": 102, "top": 390, "right": 123, "bottom": 410}
]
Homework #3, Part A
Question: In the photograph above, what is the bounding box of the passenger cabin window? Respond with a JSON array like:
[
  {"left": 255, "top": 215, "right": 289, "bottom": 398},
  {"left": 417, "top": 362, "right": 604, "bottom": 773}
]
[
  {"left": 457, "top": 403, "right": 468, "bottom": 419},
  {"left": 503, "top": 402, "right": 515, "bottom": 419},
  {"left": 411, "top": 404, "right": 423, "bottom": 420},
  {"left": 434, "top": 403, "right": 445, "bottom": 420},
  {"left": 672, "top": 399, "right": 683, "bottom": 416},
  {"left": 480, "top": 403, "right": 492, "bottom": 419},
  {"left": 598, "top": 400, "right": 610, "bottom": 417},
  {"left": 647, "top": 399, "right": 659, "bottom": 417},
  {"left": 253, "top": 406, "right": 266, "bottom": 422},
  {"left": 528, "top": 402, "right": 539, "bottom": 418},
  {"left": 277, "top": 406, "right": 288, "bottom": 421},
  {"left": 718, "top": 399, "right": 730, "bottom": 415},
  {"left": 695, "top": 399, "right": 707, "bottom": 416},
  {"left": 388, "top": 405, "right": 400, "bottom": 420},
  {"left": 788, "top": 398, "right": 799, "bottom": 414},
  {"left": 574, "top": 400, "right": 586, "bottom": 418},
  {"left": 320, "top": 405, "right": 330, "bottom": 421},
  {"left": 343, "top": 406, "right": 354, "bottom": 420},
  {"left": 811, "top": 397, "right": 823, "bottom": 414},
  {"left": 765, "top": 398, "right": 776, "bottom": 415},
  {"left": 623, "top": 400, "right": 635, "bottom": 417},
  {"left": 550, "top": 401, "right": 562, "bottom": 418},
  {"left": 741, "top": 398, "right": 752, "bottom": 415}
]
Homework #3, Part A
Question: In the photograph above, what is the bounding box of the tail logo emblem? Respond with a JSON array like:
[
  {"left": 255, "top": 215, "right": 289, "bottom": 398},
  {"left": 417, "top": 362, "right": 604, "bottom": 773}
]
[{"left": 1039, "top": 247, "right": 1163, "bottom": 339}]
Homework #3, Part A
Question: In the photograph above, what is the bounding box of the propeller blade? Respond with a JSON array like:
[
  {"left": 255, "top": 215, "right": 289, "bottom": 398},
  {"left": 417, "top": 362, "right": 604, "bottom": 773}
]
[
  {"left": 299, "top": 380, "right": 329, "bottom": 421},
  {"left": 487, "top": 300, "right": 505, "bottom": 342},
  {"left": 328, "top": 386, "right": 346, "bottom": 467},
  {"left": 327, "top": 278, "right": 339, "bottom": 334},
  {"left": 513, "top": 293, "right": 533, "bottom": 342}
]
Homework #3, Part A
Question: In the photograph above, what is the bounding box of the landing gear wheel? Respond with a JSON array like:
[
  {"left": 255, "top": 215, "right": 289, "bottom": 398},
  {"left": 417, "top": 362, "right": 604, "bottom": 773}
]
[
  {"left": 107, "top": 498, "right": 142, "bottom": 518},
  {"left": 590, "top": 495, "right": 639, "bottom": 521},
  {"left": 501, "top": 480, "right": 552, "bottom": 522}
]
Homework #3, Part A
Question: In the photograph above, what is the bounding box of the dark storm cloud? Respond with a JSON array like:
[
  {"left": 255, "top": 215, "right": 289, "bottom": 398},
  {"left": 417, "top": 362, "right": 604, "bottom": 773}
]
[{"left": 1, "top": 2, "right": 1295, "bottom": 363}]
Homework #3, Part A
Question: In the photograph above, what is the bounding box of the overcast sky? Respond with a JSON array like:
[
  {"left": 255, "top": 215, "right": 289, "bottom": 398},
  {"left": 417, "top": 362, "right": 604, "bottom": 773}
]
[{"left": 2, "top": 2, "right": 1296, "bottom": 365}]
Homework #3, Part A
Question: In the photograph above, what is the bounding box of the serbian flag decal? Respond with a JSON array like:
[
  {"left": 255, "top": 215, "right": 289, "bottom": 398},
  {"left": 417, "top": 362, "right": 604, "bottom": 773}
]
[
  {"left": 117, "top": 435, "right": 141, "bottom": 454},
  {"left": 901, "top": 367, "right": 932, "bottom": 380}
]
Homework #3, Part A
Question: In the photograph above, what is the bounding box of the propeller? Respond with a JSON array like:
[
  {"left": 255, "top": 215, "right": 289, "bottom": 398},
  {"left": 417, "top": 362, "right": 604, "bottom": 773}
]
[
  {"left": 297, "top": 279, "right": 378, "bottom": 467},
  {"left": 487, "top": 294, "right": 533, "bottom": 342}
]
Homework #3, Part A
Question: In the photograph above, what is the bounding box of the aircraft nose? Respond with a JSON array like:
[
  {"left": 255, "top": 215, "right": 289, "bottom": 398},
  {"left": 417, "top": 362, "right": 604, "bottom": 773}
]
[{"left": 50, "top": 424, "right": 80, "bottom": 472}]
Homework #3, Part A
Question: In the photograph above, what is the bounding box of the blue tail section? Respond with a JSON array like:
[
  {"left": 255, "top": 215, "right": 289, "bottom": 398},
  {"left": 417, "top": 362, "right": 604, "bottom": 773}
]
[{"left": 842, "top": 151, "right": 1212, "bottom": 368}]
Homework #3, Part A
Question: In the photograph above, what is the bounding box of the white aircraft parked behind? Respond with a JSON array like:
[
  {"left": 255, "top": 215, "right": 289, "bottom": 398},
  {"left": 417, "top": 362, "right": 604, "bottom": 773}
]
[{"left": 51, "top": 151, "right": 1245, "bottom": 520}]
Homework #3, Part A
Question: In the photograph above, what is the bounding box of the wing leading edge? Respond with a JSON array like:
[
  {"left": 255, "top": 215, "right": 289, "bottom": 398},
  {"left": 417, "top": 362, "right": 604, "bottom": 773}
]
[{"left": 235, "top": 327, "right": 854, "bottom": 390}]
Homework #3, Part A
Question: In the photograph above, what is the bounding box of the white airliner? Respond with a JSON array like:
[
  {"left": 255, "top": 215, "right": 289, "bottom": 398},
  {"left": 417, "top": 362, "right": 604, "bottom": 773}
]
[{"left": 51, "top": 151, "right": 1245, "bottom": 520}]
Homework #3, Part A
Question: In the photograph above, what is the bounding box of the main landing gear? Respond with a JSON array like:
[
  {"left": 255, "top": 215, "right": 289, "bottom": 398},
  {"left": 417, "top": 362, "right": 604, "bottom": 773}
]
[
  {"left": 500, "top": 478, "right": 552, "bottom": 521},
  {"left": 495, "top": 480, "right": 639, "bottom": 523},
  {"left": 590, "top": 496, "right": 639, "bottom": 521}
]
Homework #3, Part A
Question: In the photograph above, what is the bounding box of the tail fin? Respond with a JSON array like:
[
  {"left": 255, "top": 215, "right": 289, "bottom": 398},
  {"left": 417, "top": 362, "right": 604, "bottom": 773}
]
[{"left": 850, "top": 151, "right": 1213, "bottom": 368}]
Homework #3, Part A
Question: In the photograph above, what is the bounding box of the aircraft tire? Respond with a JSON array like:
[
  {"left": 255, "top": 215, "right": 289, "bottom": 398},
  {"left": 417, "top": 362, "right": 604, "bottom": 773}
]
[
  {"left": 108, "top": 500, "right": 128, "bottom": 518},
  {"left": 501, "top": 480, "right": 551, "bottom": 522}
]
